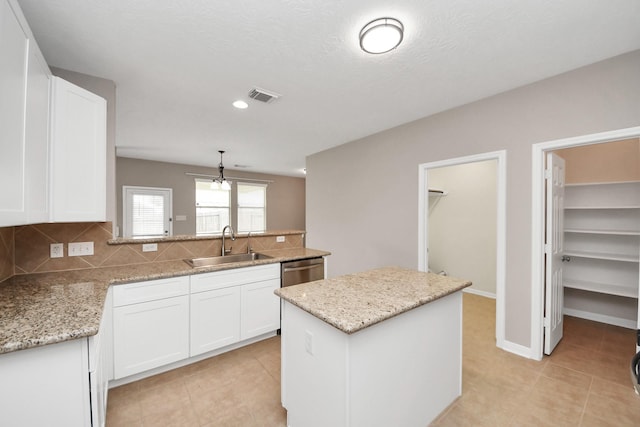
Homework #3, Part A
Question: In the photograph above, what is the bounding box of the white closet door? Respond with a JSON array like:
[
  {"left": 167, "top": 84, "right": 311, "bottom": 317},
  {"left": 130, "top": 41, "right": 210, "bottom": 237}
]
[{"left": 544, "top": 153, "right": 566, "bottom": 355}]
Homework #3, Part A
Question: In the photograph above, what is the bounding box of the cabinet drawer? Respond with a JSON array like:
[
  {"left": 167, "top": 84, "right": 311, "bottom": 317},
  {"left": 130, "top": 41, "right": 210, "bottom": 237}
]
[
  {"left": 113, "top": 276, "right": 189, "bottom": 307},
  {"left": 191, "top": 263, "right": 280, "bottom": 293}
]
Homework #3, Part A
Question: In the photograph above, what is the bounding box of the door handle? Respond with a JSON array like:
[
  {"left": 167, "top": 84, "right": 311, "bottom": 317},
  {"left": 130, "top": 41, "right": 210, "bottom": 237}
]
[
  {"left": 561, "top": 255, "right": 571, "bottom": 262},
  {"left": 283, "top": 265, "right": 322, "bottom": 273}
]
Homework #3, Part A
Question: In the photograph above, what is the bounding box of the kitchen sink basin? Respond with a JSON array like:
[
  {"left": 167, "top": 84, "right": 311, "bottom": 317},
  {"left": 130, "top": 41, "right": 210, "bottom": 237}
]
[{"left": 184, "top": 252, "right": 273, "bottom": 268}]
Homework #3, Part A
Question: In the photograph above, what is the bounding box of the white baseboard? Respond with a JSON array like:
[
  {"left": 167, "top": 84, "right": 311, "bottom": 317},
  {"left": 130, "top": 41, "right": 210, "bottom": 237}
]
[
  {"left": 500, "top": 339, "right": 538, "bottom": 360},
  {"left": 463, "top": 287, "right": 496, "bottom": 299},
  {"left": 563, "top": 308, "right": 636, "bottom": 329},
  {"left": 108, "top": 331, "right": 277, "bottom": 388}
]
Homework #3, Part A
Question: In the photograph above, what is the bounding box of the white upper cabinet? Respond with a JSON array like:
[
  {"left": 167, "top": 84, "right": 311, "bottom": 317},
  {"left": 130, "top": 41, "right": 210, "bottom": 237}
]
[
  {"left": 0, "top": 0, "right": 53, "bottom": 227},
  {"left": 50, "top": 76, "right": 107, "bottom": 222},
  {"left": 24, "top": 43, "right": 51, "bottom": 224},
  {"left": 0, "top": 0, "right": 30, "bottom": 226},
  {"left": 0, "top": 0, "right": 107, "bottom": 226}
]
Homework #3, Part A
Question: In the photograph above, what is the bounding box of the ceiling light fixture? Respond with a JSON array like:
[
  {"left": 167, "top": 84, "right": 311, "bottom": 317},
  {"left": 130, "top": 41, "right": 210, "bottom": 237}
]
[
  {"left": 211, "top": 150, "right": 231, "bottom": 190},
  {"left": 232, "top": 100, "right": 248, "bottom": 109},
  {"left": 359, "top": 17, "right": 404, "bottom": 54}
]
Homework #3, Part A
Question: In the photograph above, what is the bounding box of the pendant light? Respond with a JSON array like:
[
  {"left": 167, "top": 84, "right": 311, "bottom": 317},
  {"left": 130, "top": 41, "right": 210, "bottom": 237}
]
[{"left": 211, "top": 150, "right": 231, "bottom": 190}]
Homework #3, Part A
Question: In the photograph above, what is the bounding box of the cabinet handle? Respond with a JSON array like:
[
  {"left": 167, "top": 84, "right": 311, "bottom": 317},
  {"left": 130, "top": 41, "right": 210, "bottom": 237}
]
[{"left": 561, "top": 255, "right": 571, "bottom": 262}]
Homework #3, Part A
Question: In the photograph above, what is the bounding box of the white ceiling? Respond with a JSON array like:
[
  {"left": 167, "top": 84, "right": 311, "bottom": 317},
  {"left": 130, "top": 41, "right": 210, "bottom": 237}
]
[{"left": 17, "top": 0, "right": 640, "bottom": 177}]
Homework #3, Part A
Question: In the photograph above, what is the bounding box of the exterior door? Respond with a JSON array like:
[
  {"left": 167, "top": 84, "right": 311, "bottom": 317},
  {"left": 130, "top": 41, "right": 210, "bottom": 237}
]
[{"left": 544, "top": 152, "right": 566, "bottom": 355}]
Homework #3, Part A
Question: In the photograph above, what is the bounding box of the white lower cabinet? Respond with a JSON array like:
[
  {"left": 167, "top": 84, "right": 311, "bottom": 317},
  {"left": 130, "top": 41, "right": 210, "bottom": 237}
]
[
  {"left": 0, "top": 289, "right": 111, "bottom": 427},
  {"left": 90, "top": 287, "right": 112, "bottom": 427},
  {"left": 0, "top": 339, "right": 91, "bottom": 427},
  {"left": 190, "top": 264, "right": 281, "bottom": 357},
  {"left": 241, "top": 278, "right": 281, "bottom": 340},
  {"left": 112, "top": 264, "right": 281, "bottom": 380},
  {"left": 113, "top": 276, "right": 190, "bottom": 379},
  {"left": 190, "top": 286, "right": 241, "bottom": 356}
]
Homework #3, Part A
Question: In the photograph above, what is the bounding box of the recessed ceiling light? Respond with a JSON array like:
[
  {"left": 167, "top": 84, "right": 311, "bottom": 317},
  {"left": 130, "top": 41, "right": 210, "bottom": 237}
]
[
  {"left": 359, "top": 17, "right": 404, "bottom": 54},
  {"left": 232, "top": 100, "right": 248, "bottom": 109}
]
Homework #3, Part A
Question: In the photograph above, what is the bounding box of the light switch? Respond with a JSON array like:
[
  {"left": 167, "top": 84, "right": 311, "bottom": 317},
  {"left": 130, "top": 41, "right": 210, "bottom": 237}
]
[
  {"left": 68, "top": 242, "right": 94, "bottom": 257},
  {"left": 276, "top": 236, "right": 286, "bottom": 243},
  {"left": 142, "top": 243, "right": 158, "bottom": 252}
]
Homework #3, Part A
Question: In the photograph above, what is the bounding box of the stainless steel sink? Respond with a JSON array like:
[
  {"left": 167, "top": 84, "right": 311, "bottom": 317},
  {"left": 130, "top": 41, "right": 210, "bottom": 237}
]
[{"left": 184, "top": 252, "right": 273, "bottom": 268}]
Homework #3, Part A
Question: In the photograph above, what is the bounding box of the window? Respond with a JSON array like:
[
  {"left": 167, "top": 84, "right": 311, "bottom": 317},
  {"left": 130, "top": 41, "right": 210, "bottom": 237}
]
[
  {"left": 237, "top": 183, "right": 266, "bottom": 233},
  {"left": 123, "top": 186, "right": 172, "bottom": 238},
  {"left": 195, "top": 179, "right": 230, "bottom": 235}
]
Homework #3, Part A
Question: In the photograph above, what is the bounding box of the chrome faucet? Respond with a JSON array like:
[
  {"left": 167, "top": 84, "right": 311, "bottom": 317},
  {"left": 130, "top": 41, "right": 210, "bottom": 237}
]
[
  {"left": 221, "top": 225, "right": 235, "bottom": 256},
  {"left": 246, "top": 231, "right": 252, "bottom": 254}
]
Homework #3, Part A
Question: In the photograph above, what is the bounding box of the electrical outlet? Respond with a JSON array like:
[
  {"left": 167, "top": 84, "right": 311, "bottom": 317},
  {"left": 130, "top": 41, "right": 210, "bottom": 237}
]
[
  {"left": 276, "top": 236, "right": 286, "bottom": 243},
  {"left": 142, "top": 243, "right": 158, "bottom": 252},
  {"left": 68, "top": 242, "right": 94, "bottom": 257},
  {"left": 304, "top": 330, "right": 314, "bottom": 355},
  {"left": 50, "top": 243, "right": 64, "bottom": 258}
]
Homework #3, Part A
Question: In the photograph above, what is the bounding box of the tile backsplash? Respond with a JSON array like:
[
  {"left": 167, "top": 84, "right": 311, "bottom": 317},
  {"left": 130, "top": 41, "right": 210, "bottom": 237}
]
[
  {"left": 6, "top": 222, "right": 304, "bottom": 276},
  {"left": 0, "top": 227, "right": 14, "bottom": 282}
]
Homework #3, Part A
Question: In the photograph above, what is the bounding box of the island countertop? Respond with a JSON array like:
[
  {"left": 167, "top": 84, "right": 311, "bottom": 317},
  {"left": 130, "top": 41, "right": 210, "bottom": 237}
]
[
  {"left": 0, "top": 247, "right": 329, "bottom": 354},
  {"left": 275, "top": 266, "right": 471, "bottom": 334}
]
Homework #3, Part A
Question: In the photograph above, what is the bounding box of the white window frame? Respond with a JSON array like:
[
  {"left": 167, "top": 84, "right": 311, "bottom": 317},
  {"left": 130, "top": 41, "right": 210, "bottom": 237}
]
[
  {"left": 122, "top": 186, "right": 173, "bottom": 238},
  {"left": 237, "top": 182, "right": 267, "bottom": 233},
  {"left": 195, "top": 178, "right": 231, "bottom": 235}
]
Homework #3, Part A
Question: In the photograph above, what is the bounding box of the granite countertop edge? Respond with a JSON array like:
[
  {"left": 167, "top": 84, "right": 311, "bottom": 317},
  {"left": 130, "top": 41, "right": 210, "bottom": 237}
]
[
  {"left": 108, "top": 229, "right": 306, "bottom": 245},
  {"left": 0, "top": 248, "right": 330, "bottom": 355},
  {"left": 275, "top": 267, "right": 471, "bottom": 335}
]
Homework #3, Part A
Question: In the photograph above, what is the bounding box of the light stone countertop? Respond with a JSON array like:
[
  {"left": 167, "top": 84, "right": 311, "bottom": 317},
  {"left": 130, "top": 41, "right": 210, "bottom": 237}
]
[
  {"left": 0, "top": 248, "right": 329, "bottom": 354},
  {"left": 275, "top": 267, "right": 471, "bottom": 334},
  {"left": 108, "top": 229, "right": 306, "bottom": 245}
]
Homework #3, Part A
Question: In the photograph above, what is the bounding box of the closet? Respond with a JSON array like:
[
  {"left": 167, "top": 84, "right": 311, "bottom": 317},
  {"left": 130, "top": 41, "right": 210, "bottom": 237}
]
[{"left": 555, "top": 138, "right": 640, "bottom": 328}]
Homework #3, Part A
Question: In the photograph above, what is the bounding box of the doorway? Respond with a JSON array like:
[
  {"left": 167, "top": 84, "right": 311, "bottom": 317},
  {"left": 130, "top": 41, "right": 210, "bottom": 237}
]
[
  {"left": 418, "top": 150, "right": 507, "bottom": 349},
  {"left": 531, "top": 126, "right": 640, "bottom": 360}
]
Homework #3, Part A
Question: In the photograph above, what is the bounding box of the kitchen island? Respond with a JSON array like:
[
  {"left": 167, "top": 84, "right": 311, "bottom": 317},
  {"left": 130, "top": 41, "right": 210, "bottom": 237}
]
[{"left": 275, "top": 266, "right": 471, "bottom": 427}]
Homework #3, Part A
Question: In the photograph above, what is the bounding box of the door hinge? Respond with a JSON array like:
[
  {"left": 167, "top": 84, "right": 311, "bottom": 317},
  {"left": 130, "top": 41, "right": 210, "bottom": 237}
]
[
  {"left": 544, "top": 243, "right": 551, "bottom": 254},
  {"left": 543, "top": 317, "right": 550, "bottom": 328},
  {"left": 544, "top": 168, "right": 552, "bottom": 180}
]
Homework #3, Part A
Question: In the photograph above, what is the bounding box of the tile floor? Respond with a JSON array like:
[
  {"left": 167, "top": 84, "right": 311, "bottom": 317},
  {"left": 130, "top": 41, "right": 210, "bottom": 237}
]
[
  {"left": 106, "top": 337, "right": 285, "bottom": 426},
  {"left": 433, "top": 293, "right": 640, "bottom": 426},
  {"left": 106, "top": 293, "right": 640, "bottom": 426}
]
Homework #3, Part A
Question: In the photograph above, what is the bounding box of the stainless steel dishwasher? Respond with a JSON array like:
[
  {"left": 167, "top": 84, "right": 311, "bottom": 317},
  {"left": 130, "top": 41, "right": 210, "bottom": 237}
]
[{"left": 281, "top": 257, "right": 324, "bottom": 287}]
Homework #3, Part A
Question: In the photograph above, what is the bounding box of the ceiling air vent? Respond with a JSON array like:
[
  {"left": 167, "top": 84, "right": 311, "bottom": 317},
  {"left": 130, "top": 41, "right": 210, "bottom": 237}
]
[{"left": 248, "top": 87, "right": 281, "bottom": 104}]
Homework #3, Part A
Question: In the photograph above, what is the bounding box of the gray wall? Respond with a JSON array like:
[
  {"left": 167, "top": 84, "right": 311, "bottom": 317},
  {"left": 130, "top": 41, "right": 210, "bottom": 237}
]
[
  {"left": 51, "top": 67, "right": 117, "bottom": 229},
  {"left": 306, "top": 50, "right": 640, "bottom": 350},
  {"left": 428, "top": 160, "right": 497, "bottom": 296},
  {"left": 116, "top": 157, "right": 305, "bottom": 236}
]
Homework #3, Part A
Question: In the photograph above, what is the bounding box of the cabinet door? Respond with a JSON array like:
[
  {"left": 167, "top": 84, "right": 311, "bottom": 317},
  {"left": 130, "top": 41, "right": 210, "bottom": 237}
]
[
  {"left": 113, "top": 295, "right": 189, "bottom": 379},
  {"left": 24, "top": 45, "right": 50, "bottom": 224},
  {"left": 0, "top": 338, "right": 91, "bottom": 427},
  {"left": 50, "top": 76, "right": 106, "bottom": 222},
  {"left": 0, "top": 0, "right": 29, "bottom": 226},
  {"left": 190, "top": 286, "right": 241, "bottom": 356},
  {"left": 241, "top": 278, "right": 281, "bottom": 340},
  {"left": 89, "top": 288, "right": 112, "bottom": 427}
]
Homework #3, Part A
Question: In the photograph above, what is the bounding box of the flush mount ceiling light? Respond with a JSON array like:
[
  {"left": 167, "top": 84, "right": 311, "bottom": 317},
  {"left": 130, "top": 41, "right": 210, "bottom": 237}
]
[
  {"left": 359, "top": 17, "right": 404, "bottom": 54},
  {"left": 211, "top": 150, "right": 231, "bottom": 190},
  {"left": 232, "top": 100, "right": 248, "bottom": 109}
]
